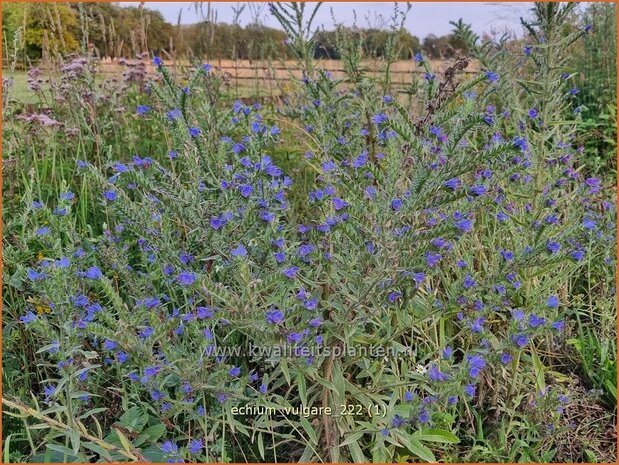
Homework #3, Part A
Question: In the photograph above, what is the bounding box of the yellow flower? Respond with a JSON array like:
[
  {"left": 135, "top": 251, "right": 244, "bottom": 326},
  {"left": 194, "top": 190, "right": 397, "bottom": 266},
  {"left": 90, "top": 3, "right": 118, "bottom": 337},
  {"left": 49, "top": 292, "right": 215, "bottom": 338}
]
[{"left": 36, "top": 305, "right": 51, "bottom": 315}]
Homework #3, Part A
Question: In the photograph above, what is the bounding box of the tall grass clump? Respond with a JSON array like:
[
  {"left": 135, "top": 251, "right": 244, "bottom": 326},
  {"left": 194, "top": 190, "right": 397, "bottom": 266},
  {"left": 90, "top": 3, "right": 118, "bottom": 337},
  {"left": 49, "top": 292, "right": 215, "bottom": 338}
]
[{"left": 571, "top": 2, "right": 617, "bottom": 176}]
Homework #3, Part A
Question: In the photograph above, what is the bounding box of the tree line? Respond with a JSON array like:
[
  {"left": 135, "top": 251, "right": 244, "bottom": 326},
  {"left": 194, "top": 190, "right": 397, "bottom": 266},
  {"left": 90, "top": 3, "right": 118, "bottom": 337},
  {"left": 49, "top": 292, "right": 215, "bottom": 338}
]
[{"left": 2, "top": 2, "right": 469, "bottom": 63}]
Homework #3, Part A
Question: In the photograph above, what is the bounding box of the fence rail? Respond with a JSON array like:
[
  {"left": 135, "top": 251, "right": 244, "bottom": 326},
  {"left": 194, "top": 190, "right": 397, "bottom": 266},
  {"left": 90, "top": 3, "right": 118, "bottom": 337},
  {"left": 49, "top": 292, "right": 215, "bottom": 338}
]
[{"left": 4, "top": 57, "right": 479, "bottom": 84}]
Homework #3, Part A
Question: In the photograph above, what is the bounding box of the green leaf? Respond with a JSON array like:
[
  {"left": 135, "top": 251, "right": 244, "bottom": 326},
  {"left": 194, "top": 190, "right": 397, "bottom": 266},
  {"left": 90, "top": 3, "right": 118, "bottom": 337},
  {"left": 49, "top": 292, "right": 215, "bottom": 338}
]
[
  {"left": 46, "top": 444, "right": 77, "bottom": 457},
  {"left": 530, "top": 349, "right": 546, "bottom": 392},
  {"left": 69, "top": 428, "right": 81, "bottom": 454},
  {"left": 297, "top": 371, "right": 307, "bottom": 405},
  {"left": 395, "top": 432, "right": 437, "bottom": 462},
  {"left": 82, "top": 442, "right": 113, "bottom": 461},
  {"left": 141, "top": 424, "right": 166, "bottom": 441},
  {"left": 415, "top": 428, "right": 460, "bottom": 444},
  {"left": 348, "top": 438, "right": 368, "bottom": 463},
  {"left": 76, "top": 407, "right": 107, "bottom": 420},
  {"left": 280, "top": 359, "right": 291, "bottom": 385},
  {"left": 299, "top": 416, "right": 318, "bottom": 445},
  {"left": 3, "top": 435, "right": 12, "bottom": 464},
  {"left": 257, "top": 432, "right": 265, "bottom": 460},
  {"left": 339, "top": 431, "right": 364, "bottom": 448}
]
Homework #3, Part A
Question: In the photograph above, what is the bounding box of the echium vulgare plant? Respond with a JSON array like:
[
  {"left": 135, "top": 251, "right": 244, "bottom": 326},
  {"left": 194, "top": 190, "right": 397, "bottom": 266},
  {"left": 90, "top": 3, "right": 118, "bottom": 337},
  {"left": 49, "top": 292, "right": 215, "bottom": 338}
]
[{"left": 9, "top": 32, "right": 615, "bottom": 465}]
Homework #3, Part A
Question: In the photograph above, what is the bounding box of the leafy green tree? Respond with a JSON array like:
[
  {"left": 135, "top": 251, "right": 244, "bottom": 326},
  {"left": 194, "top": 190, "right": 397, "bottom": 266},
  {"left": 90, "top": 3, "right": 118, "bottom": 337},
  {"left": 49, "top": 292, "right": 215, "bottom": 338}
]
[{"left": 4, "top": 2, "right": 79, "bottom": 59}]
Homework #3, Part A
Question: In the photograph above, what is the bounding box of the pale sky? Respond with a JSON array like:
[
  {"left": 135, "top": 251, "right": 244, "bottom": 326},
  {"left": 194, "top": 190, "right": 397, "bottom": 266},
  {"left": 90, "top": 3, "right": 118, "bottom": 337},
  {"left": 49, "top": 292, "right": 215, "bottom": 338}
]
[{"left": 121, "top": 2, "right": 542, "bottom": 38}]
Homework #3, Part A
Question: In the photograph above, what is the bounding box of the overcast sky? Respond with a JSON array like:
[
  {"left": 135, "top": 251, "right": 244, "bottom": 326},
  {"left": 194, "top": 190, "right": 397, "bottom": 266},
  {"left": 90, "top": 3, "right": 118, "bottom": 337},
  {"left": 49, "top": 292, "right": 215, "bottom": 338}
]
[{"left": 122, "top": 2, "right": 543, "bottom": 38}]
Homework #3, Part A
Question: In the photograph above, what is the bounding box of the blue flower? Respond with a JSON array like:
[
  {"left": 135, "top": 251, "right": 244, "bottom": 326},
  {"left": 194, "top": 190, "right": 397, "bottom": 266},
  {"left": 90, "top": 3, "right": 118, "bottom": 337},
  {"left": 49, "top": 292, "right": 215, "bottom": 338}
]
[
  {"left": 371, "top": 113, "right": 389, "bottom": 125},
  {"left": 463, "top": 274, "right": 476, "bottom": 289},
  {"left": 161, "top": 441, "right": 178, "bottom": 454},
  {"left": 469, "top": 185, "right": 487, "bottom": 196},
  {"left": 546, "top": 295, "right": 559, "bottom": 308},
  {"left": 298, "top": 244, "right": 314, "bottom": 258},
  {"left": 144, "top": 365, "right": 161, "bottom": 378},
  {"left": 136, "top": 105, "right": 150, "bottom": 115},
  {"left": 239, "top": 184, "right": 253, "bottom": 198},
  {"left": 443, "top": 178, "right": 461, "bottom": 190},
  {"left": 166, "top": 109, "right": 182, "bottom": 120},
  {"left": 500, "top": 353, "right": 513, "bottom": 364},
  {"left": 20, "top": 311, "right": 37, "bottom": 324},
  {"left": 546, "top": 241, "right": 561, "bottom": 254},
  {"left": 203, "top": 328, "right": 214, "bottom": 341},
  {"left": 176, "top": 272, "right": 197, "bottom": 286},
  {"left": 484, "top": 71, "right": 499, "bottom": 82},
  {"left": 85, "top": 266, "right": 103, "bottom": 279},
  {"left": 36, "top": 226, "right": 50, "bottom": 236},
  {"left": 524, "top": 46, "right": 532, "bottom": 56},
  {"left": 464, "top": 384, "right": 476, "bottom": 397},
  {"left": 322, "top": 160, "right": 337, "bottom": 172},
  {"left": 582, "top": 218, "right": 596, "bottom": 230},
  {"left": 467, "top": 354, "right": 486, "bottom": 378},
  {"left": 425, "top": 252, "right": 442, "bottom": 268},
  {"left": 352, "top": 151, "right": 368, "bottom": 168},
  {"left": 229, "top": 366, "right": 241, "bottom": 377},
  {"left": 496, "top": 211, "right": 509, "bottom": 222},
  {"left": 418, "top": 410, "right": 431, "bottom": 423},
  {"left": 103, "top": 340, "right": 118, "bottom": 351},
  {"left": 414, "top": 52, "right": 424, "bottom": 63},
  {"left": 232, "top": 143, "right": 245, "bottom": 155},
  {"left": 197, "top": 307, "right": 214, "bottom": 319},
  {"left": 188, "top": 438, "right": 203, "bottom": 454},
  {"left": 333, "top": 198, "right": 349, "bottom": 211},
  {"left": 43, "top": 384, "right": 56, "bottom": 400},
  {"left": 153, "top": 57, "right": 163, "bottom": 67},
  {"left": 512, "top": 139, "right": 529, "bottom": 155},
  {"left": 391, "top": 414, "right": 407, "bottom": 427},
  {"left": 103, "top": 191, "right": 117, "bottom": 201},
  {"left": 210, "top": 215, "right": 227, "bottom": 230},
  {"left": 512, "top": 334, "right": 529, "bottom": 348},
  {"left": 139, "top": 327, "right": 155, "bottom": 338},
  {"left": 470, "top": 317, "right": 485, "bottom": 333},
  {"left": 188, "top": 127, "right": 201, "bottom": 138},
  {"left": 391, "top": 198, "right": 403, "bottom": 211},
  {"left": 282, "top": 266, "right": 299, "bottom": 278},
  {"left": 551, "top": 320, "right": 565, "bottom": 332},
  {"left": 230, "top": 245, "right": 247, "bottom": 257},
  {"left": 528, "top": 314, "right": 546, "bottom": 328},
  {"left": 27, "top": 268, "right": 47, "bottom": 281},
  {"left": 266, "top": 309, "right": 284, "bottom": 325},
  {"left": 455, "top": 218, "right": 473, "bottom": 233},
  {"left": 428, "top": 364, "right": 449, "bottom": 382}
]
